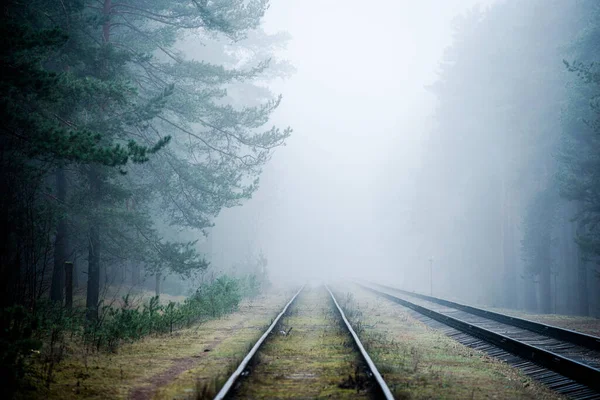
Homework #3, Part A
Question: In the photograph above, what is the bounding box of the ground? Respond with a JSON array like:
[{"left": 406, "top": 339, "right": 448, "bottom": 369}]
[
  {"left": 335, "top": 284, "right": 565, "bottom": 400},
  {"left": 232, "top": 285, "right": 375, "bottom": 399},
  {"left": 23, "top": 283, "right": 583, "bottom": 400},
  {"left": 24, "top": 290, "right": 291, "bottom": 400}
]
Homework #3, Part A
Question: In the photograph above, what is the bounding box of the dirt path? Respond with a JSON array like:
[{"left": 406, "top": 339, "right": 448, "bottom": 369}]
[
  {"left": 129, "top": 320, "right": 247, "bottom": 400},
  {"left": 232, "top": 286, "right": 374, "bottom": 399},
  {"left": 37, "top": 292, "right": 290, "bottom": 400}
]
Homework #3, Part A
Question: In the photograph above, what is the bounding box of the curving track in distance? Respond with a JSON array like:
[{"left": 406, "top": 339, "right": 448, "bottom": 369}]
[
  {"left": 214, "top": 284, "right": 394, "bottom": 400},
  {"left": 358, "top": 281, "right": 600, "bottom": 400}
]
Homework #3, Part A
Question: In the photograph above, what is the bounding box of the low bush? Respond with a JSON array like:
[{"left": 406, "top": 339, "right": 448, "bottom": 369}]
[{"left": 1, "top": 274, "right": 258, "bottom": 396}]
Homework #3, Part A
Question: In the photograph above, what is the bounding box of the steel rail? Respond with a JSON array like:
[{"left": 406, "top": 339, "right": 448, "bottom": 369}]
[
  {"left": 370, "top": 281, "right": 600, "bottom": 351},
  {"left": 326, "top": 285, "right": 395, "bottom": 400},
  {"left": 358, "top": 283, "right": 600, "bottom": 392},
  {"left": 213, "top": 285, "right": 304, "bottom": 400}
]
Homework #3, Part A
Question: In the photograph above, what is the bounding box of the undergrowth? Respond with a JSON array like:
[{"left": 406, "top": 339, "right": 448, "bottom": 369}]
[{"left": 2, "top": 274, "right": 262, "bottom": 398}]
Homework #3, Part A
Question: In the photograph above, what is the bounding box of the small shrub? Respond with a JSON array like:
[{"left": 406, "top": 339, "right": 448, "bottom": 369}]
[
  {"left": 87, "top": 274, "right": 247, "bottom": 352},
  {"left": 3, "top": 273, "right": 255, "bottom": 394},
  {"left": 0, "top": 305, "right": 43, "bottom": 394}
]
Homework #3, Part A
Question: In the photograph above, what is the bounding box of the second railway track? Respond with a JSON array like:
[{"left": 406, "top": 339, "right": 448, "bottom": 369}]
[
  {"left": 214, "top": 284, "right": 393, "bottom": 400},
  {"left": 358, "top": 281, "right": 600, "bottom": 400}
]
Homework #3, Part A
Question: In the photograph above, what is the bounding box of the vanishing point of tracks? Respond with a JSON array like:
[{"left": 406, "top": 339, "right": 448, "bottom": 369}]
[
  {"left": 214, "top": 285, "right": 393, "bottom": 400},
  {"left": 360, "top": 282, "right": 600, "bottom": 400}
]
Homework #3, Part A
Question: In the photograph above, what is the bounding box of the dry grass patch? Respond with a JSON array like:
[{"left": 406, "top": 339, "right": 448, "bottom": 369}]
[
  {"left": 483, "top": 307, "right": 600, "bottom": 337},
  {"left": 335, "top": 285, "right": 565, "bottom": 400},
  {"left": 232, "top": 286, "right": 374, "bottom": 399},
  {"left": 22, "top": 291, "right": 289, "bottom": 400}
]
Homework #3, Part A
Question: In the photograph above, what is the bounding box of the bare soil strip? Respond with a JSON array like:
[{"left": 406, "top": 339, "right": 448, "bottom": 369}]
[
  {"left": 129, "top": 319, "right": 249, "bottom": 400},
  {"left": 231, "top": 285, "right": 375, "bottom": 399},
  {"left": 337, "top": 284, "right": 564, "bottom": 400}
]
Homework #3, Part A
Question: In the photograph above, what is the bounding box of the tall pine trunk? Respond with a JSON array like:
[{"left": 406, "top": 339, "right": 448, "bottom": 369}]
[
  {"left": 561, "top": 207, "right": 577, "bottom": 314},
  {"left": 86, "top": 167, "right": 101, "bottom": 320},
  {"left": 576, "top": 204, "right": 590, "bottom": 316},
  {"left": 85, "top": 1, "right": 112, "bottom": 321},
  {"left": 72, "top": 253, "right": 79, "bottom": 288},
  {"left": 524, "top": 277, "right": 538, "bottom": 312},
  {"left": 131, "top": 261, "right": 140, "bottom": 286},
  {"left": 502, "top": 189, "right": 517, "bottom": 308},
  {"left": 577, "top": 255, "right": 589, "bottom": 316},
  {"left": 86, "top": 224, "right": 100, "bottom": 320},
  {"left": 50, "top": 168, "right": 67, "bottom": 303},
  {"left": 539, "top": 263, "right": 552, "bottom": 314}
]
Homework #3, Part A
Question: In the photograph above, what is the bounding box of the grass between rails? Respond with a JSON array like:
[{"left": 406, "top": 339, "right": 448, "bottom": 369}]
[
  {"left": 334, "top": 285, "right": 565, "bottom": 400},
  {"left": 22, "top": 291, "right": 290, "bottom": 400},
  {"left": 232, "top": 285, "right": 375, "bottom": 400}
]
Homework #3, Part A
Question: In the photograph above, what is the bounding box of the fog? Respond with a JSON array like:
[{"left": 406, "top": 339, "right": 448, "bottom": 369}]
[
  {"left": 2, "top": 0, "right": 599, "bottom": 342},
  {"left": 209, "top": 0, "right": 496, "bottom": 285},
  {"left": 186, "top": 0, "right": 600, "bottom": 318}
]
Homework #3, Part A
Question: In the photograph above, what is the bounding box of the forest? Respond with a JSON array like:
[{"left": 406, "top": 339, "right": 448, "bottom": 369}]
[
  {"left": 2, "top": 0, "right": 600, "bottom": 398},
  {"left": 1, "top": 0, "right": 289, "bottom": 395},
  {"left": 396, "top": 0, "right": 600, "bottom": 316}
]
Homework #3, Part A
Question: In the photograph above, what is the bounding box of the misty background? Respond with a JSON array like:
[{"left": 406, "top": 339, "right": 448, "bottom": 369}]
[
  {"left": 209, "top": 0, "right": 600, "bottom": 316},
  {"left": 5, "top": 0, "right": 599, "bottom": 320},
  {"left": 9, "top": 0, "right": 600, "bottom": 396},
  {"left": 211, "top": 0, "right": 497, "bottom": 281}
]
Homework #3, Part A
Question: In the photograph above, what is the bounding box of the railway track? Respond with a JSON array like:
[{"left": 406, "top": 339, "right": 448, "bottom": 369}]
[
  {"left": 214, "top": 284, "right": 393, "bottom": 400},
  {"left": 358, "top": 282, "right": 600, "bottom": 400}
]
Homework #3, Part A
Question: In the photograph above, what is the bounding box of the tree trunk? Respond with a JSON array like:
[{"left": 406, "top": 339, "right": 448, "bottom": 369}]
[
  {"left": 86, "top": 167, "right": 101, "bottom": 320},
  {"left": 86, "top": 1, "right": 113, "bottom": 318},
  {"left": 561, "top": 208, "right": 577, "bottom": 314},
  {"left": 65, "top": 261, "right": 73, "bottom": 309},
  {"left": 577, "top": 255, "right": 589, "bottom": 316},
  {"left": 502, "top": 190, "right": 517, "bottom": 309},
  {"left": 155, "top": 272, "right": 161, "bottom": 297},
  {"left": 524, "top": 277, "right": 538, "bottom": 312},
  {"left": 131, "top": 261, "right": 140, "bottom": 286},
  {"left": 100, "top": 259, "right": 107, "bottom": 291},
  {"left": 50, "top": 168, "right": 67, "bottom": 303},
  {"left": 72, "top": 253, "right": 79, "bottom": 288},
  {"left": 553, "top": 272, "right": 558, "bottom": 314},
  {"left": 539, "top": 264, "right": 552, "bottom": 314},
  {"left": 575, "top": 205, "right": 590, "bottom": 316},
  {"left": 86, "top": 224, "right": 100, "bottom": 320}
]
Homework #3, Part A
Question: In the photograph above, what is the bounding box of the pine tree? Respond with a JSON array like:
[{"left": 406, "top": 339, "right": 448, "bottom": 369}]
[{"left": 67, "top": 0, "right": 290, "bottom": 318}]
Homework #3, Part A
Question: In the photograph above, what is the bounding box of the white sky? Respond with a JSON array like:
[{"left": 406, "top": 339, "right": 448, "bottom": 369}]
[{"left": 212, "top": 0, "right": 497, "bottom": 283}]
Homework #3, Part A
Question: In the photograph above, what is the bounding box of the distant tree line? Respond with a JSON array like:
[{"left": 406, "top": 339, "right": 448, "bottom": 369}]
[
  {"left": 408, "top": 0, "right": 600, "bottom": 315},
  {"left": 0, "top": 0, "right": 291, "bottom": 318}
]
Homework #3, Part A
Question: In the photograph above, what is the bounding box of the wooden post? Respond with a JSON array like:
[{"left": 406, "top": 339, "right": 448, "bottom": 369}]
[{"left": 64, "top": 261, "right": 73, "bottom": 309}]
